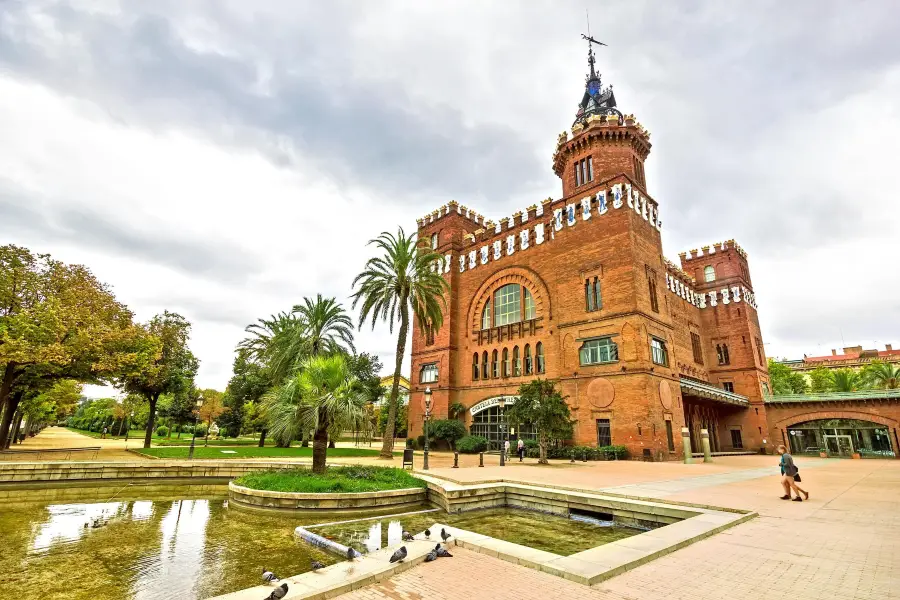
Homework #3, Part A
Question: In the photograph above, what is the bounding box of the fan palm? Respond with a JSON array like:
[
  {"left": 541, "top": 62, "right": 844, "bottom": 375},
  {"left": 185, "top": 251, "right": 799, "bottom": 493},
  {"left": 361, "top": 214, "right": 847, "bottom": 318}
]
[
  {"left": 264, "top": 354, "right": 370, "bottom": 473},
  {"left": 863, "top": 361, "right": 900, "bottom": 389},
  {"left": 352, "top": 228, "right": 449, "bottom": 459},
  {"left": 830, "top": 368, "right": 863, "bottom": 393},
  {"left": 292, "top": 294, "right": 355, "bottom": 358}
]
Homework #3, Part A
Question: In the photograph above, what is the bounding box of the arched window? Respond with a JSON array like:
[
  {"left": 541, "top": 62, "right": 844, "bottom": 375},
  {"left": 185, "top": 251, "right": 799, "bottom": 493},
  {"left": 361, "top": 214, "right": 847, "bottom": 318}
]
[
  {"left": 513, "top": 346, "right": 521, "bottom": 376},
  {"left": 524, "top": 344, "right": 532, "bottom": 374},
  {"left": 494, "top": 284, "right": 521, "bottom": 326},
  {"left": 481, "top": 301, "right": 491, "bottom": 330},
  {"left": 491, "top": 350, "right": 499, "bottom": 378},
  {"left": 524, "top": 288, "right": 536, "bottom": 320},
  {"left": 536, "top": 342, "right": 545, "bottom": 374},
  {"left": 502, "top": 348, "right": 510, "bottom": 377},
  {"left": 482, "top": 351, "right": 489, "bottom": 379},
  {"left": 472, "top": 353, "right": 480, "bottom": 380},
  {"left": 704, "top": 265, "right": 716, "bottom": 282}
]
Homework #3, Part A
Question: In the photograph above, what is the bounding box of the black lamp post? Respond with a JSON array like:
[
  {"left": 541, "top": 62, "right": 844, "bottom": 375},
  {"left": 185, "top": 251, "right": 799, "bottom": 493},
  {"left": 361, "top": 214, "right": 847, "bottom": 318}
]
[
  {"left": 124, "top": 411, "right": 134, "bottom": 445},
  {"left": 498, "top": 396, "right": 506, "bottom": 467},
  {"left": 188, "top": 396, "right": 204, "bottom": 460},
  {"left": 423, "top": 387, "right": 433, "bottom": 471}
]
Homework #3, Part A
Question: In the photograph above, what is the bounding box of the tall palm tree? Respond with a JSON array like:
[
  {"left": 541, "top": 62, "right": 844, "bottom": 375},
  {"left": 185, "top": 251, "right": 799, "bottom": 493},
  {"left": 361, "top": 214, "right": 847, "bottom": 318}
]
[
  {"left": 831, "top": 368, "right": 863, "bottom": 392},
  {"left": 292, "top": 294, "right": 355, "bottom": 358},
  {"left": 863, "top": 361, "right": 900, "bottom": 389},
  {"left": 352, "top": 228, "right": 448, "bottom": 459},
  {"left": 264, "top": 354, "right": 370, "bottom": 473},
  {"left": 238, "top": 311, "right": 302, "bottom": 384}
]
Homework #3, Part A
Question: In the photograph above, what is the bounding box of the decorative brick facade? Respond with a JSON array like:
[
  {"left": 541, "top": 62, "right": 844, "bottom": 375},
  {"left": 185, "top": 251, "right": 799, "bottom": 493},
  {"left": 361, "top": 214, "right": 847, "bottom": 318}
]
[{"left": 406, "top": 48, "right": 772, "bottom": 460}]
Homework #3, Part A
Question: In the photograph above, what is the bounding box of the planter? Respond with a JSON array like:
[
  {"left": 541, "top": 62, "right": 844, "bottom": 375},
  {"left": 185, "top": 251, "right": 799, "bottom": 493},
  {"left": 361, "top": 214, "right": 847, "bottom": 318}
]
[
  {"left": 228, "top": 481, "right": 428, "bottom": 512},
  {"left": 851, "top": 453, "right": 861, "bottom": 459},
  {"left": 819, "top": 452, "right": 828, "bottom": 458}
]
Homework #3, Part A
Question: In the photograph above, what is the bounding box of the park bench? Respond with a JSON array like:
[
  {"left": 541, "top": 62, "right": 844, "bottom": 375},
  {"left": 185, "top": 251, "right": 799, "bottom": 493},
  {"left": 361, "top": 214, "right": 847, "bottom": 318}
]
[{"left": 0, "top": 446, "right": 101, "bottom": 461}]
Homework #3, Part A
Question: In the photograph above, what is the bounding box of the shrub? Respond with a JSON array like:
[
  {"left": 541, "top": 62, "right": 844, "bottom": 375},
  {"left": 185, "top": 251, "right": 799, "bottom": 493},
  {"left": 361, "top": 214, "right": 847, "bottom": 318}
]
[
  {"left": 234, "top": 465, "right": 426, "bottom": 494},
  {"left": 427, "top": 419, "right": 467, "bottom": 449},
  {"left": 456, "top": 435, "right": 488, "bottom": 454},
  {"left": 416, "top": 435, "right": 426, "bottom": 449},
  {"left": 194, "top": 425, "right": 208, "bottom": 438},
  {"left": 599, "top": 445, "right": 629, "bottom": 460},
  {"left": 405, "top": 438, "right": 415, "bottom": 449},
  {"left": 155, "top": 426, "right": 169, "bottom": 437}
]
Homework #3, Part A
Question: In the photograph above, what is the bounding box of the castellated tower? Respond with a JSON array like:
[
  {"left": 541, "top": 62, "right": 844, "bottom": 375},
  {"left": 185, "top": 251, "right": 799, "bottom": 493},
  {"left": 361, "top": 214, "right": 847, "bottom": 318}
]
[{"left": 406, "top": 40, "right": 769, "bottom": 460}]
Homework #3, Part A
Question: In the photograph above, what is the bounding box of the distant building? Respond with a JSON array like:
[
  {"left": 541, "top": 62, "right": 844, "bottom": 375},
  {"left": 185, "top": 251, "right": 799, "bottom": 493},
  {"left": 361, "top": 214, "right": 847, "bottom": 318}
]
[
  {"left": 778, "top": 344, "right": 900, "bottom": 375},
  {"left": 378, "top": 375, "right": 409, "bottom": 407}
]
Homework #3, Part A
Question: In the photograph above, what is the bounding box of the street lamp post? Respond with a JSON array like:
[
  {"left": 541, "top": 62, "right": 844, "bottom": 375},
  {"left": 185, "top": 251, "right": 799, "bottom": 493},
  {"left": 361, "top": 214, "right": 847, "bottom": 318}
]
[
  {"left": 423, "top": 387, "right": 433, "bottom": 471},
  {"left": 498, "top": 397, "right": 506, "bottom": 467},
  {"left": 188, "top": 396, "right": 204, "bottom": 460},
  {"left": 124, "top": 411, "right": 134, "bottom": 445}
]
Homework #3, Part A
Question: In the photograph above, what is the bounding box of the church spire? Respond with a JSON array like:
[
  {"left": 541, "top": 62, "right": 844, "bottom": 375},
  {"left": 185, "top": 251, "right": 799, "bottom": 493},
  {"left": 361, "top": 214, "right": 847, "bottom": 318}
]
[{"left": 574, "top": 34, "right": 622, "bottom": 126}]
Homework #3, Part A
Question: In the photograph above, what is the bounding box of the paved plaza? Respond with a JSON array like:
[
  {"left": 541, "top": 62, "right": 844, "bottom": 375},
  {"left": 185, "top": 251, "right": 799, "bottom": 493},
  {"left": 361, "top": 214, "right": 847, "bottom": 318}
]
[{"left": 10, "top": 428, "right": 900, "bottom": 599}]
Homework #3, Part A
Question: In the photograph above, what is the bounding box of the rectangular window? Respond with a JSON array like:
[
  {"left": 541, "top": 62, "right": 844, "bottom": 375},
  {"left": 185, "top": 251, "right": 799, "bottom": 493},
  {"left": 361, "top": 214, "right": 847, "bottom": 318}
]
[
  {"left": 650, "top": 338, "right": 668, "bottom": 367},
  {"left": 665, "top": 421, "right": 675, "bottom": 452},
  {"left": 587, "top": 156, "right": 593, "bottom": 181},
  {"left": 431, "top": 233, "right": 438, "bottom": 250},
  {"left": 425, "top": 327, "right": 435, "bottom": 346},
  {"left": 646, "top": 265, "right": 659, "bottom": 313},
  {"left": 494, "top": 285, "right": 521, "bottom": 326},
  {"left": 585, "top": 277, "right": 601, "bottom": 312},
  {"left": 594, "top": 277, "right": 601, "bottom": 310},
  {"left": 691, "top": 332, "right": 703, "bottom": 364},
  {"left": 730, "top": 429, "right": 743, "bottom": 449},
  {"left": 762, "top": 382, "right": 770, "bottom": 396},
  {"left": 419, "top": 363, "right": 438, "bottom": 383},
  {"left": 597, "top": 419, "right": 611, "bottom": 447},
  {"left": 579, "top": 337, "right": 619, "bottom": 365},
  {"left": 723, "top": 381, "right": 735, "bottom": 393},
  {"left": 574, "top": 163, "right": 581, "bottom": 187}
]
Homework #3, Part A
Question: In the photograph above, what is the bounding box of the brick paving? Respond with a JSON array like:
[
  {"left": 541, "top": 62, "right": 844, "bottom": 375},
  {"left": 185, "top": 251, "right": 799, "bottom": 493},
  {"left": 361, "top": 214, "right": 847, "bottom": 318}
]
[{"left": 335, "top": 458, "right": 900, "bottom": 600}]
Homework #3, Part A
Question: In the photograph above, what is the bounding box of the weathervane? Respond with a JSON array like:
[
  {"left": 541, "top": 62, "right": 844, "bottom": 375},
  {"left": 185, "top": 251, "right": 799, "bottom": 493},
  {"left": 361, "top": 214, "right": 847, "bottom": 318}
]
[{"left": 582, "top": 9, "right": 607, "bottom": 80}]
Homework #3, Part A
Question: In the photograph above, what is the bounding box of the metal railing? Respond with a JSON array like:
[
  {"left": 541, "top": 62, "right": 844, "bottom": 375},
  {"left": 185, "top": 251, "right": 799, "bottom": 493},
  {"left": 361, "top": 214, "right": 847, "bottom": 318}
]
[{"left": 765, "top": 389, "right": 900, "bottom": 403}]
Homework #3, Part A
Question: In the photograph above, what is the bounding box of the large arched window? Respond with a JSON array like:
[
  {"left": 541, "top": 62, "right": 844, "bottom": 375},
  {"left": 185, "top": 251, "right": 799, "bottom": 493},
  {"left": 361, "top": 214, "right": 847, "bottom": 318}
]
[
  {"left": 704, "top": 265, "right": 716, "bottom": 282},
  {"left": 536, "top": 342, "right": 545, "bottom": 374},
  {"left": 524, "top": 344, "right": 532, "bottom": 374},
  {"left": 502, "top": 348, "right": 510, "bottom": 377},
  {"left": 491, "top": 350, "right": 499, "bottom": 378},
  {"left": 524, "top": 288, "right": 536, "bottom": 320},
  {"left": 481, "top": 351, "right": 489, "bottom": 379},
  {"left": 513, "top": 346, "right": 521, "bottom": 376},
  {"left": 494, "top": 284, "right": 521, "bottom": 326},
  {"left": 481, "top": 301, "right": 492, "bottom": 330},
  {"left": 472, "top": 353, "right": 480, "bottom": 380}
]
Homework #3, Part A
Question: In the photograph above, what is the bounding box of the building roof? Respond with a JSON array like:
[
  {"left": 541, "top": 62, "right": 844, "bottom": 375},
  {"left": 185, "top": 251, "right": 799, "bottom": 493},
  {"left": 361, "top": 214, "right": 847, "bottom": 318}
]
[
  {"left": 573, "top": 36, "right": 622, "bottom": 126},
  {"left": 380, "top": 375, "right": 410, "bottom": 391},
  {"left": 680, "top": 378, "right": 749, "bottom": 406}
]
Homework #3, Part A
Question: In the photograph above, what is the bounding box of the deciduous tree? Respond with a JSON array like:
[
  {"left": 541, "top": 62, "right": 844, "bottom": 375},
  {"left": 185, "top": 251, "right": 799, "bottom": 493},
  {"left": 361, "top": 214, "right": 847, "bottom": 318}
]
[{"left": 507, "top": 379, "right": 574, "bottom": 464}]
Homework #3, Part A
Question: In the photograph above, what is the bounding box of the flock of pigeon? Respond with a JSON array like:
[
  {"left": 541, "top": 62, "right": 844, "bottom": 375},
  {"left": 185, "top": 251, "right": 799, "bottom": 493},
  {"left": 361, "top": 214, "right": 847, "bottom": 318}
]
[{"left": 260, "top": 528, "right": 455, "bottom": 599}]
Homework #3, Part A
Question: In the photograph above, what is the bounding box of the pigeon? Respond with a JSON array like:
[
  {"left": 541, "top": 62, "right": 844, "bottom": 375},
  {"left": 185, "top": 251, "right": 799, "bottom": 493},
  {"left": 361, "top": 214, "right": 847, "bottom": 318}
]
[
  {"left": 310, "top": 560, "right": 325, "bottom": 571},
  {"left": 435, "top": 543, "right": 453, "bottom": 558},
  {"left": 440, "top": 528, "right": 451, "bottom": 543},
  {"left": 424, "top": 548, "right": 438, "bottom": 562},
  {"left": 347, "top": 547, "right": 361, "bottom": 561},
  {"left": 261, "top": 568, "right": 279, "bottom": 583},
  {"left": 389, "top": 546, "right": 407, "bottom": 563},
  {"left": 402, "top": 530, "right": 414, "bottom": 542},
  {"left": 264, "top": 583, "right": 288, "bottom": 600},
  {"left": 424, "top": 528, "right": 431, "bottom": 539}
]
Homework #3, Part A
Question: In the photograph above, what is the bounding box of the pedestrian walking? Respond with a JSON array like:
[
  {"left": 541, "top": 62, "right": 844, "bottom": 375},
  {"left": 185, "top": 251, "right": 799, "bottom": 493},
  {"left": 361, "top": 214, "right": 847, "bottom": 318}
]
[
  {"left": 102, "top": 426, "right": 108, "bottom": 439},
  {"left": 517, "top": 438, "right": 525, "bottom": 462},
  {"left": 504, "top": 439, "right": 510, "bottom": 461},
  {"left": 777, "top": 444, "right": 809, "bottom": 502}
]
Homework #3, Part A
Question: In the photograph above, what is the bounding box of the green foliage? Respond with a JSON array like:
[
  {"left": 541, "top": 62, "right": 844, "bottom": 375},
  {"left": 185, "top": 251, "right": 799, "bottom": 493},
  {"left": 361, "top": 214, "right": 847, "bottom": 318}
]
[
  {"left": 448, "top": 402, "right": 466, "bottom": 420},
  {"left": 525, "top": 444, "right": 628, "bottom": 460},
  {"left": 263, "top": 354, "right": 371, "bottom": 473},
  {"left": 831, "top": 368, "right": 863, "bottom": 392},
  {"left": 155, "top": 425, "right": 169, "bottom": 437},
  {"left": 809, "top": 366, "right": 833, "bottom": 393},
  {"left": 234, "top": 466, "right": 425, "bottom": 494},
  {"left": 377, "top": 402, "right": 407, "bottom": 437},
  {"left": 426, "top": 419, "right": 466, "bottom": 448},
  {"left": 862, "top": 361, "right": 900, "bottom": 390},
  {"left": 507, "top": 379, "right": 574, "bottom": 464},
  {"left": 456, "top": 435, "right": 488, "bottom": 453},
  {"left": 135, "top": 446, "right": 386, "bottom": 459},
  {"left": 351, "top": 227, "right": 450, "bottom": 458},
  {"left": 767, "top": 359, "right": 809, "bottom": 395},
  {"left": 193, "top": 425, "right": 208, "bottom": 438},
  {"left": 220, "top": 349, "right": 269, "bottom": 437}
]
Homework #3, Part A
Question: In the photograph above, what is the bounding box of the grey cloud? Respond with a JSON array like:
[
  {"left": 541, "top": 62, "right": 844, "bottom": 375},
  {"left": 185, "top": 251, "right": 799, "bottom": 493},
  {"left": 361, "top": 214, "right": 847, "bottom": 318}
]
[{"left": 0, "top": 180, "right": 260, "bottom": 283}]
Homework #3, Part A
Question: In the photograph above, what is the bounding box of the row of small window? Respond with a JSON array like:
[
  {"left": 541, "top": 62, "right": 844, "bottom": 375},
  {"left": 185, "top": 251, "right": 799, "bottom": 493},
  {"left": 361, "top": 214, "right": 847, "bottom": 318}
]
[
  {"left": 574, "top": 157, "right": 594, "bottom": 187},
  {"left": 481, "top": 284, "right": 536, "bottom": 329},
  {"left": 473, "top": 343, "right": 545, "bottom": 379}
]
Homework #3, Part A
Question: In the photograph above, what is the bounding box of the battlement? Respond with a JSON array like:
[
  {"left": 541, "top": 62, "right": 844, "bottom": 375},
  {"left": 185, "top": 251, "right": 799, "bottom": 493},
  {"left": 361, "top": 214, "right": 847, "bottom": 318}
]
[
  {"left": 678, "top": 240, "right": 748, "bottom": 264},
  {"left": 417, "top": 197, "right": 554, "bottom": 234}
]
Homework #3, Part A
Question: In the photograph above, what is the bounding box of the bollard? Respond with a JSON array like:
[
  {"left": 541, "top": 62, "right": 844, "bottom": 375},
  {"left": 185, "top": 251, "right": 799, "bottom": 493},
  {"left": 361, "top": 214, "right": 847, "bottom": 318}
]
[
  {"left": 701, "top": 429, "right": 713, "bottom": 463},
  {"left": 582, "top": 448, "right": 587, "bottom": 462},
  {"left": 570, "top": 449, "right": 575, "bottom": 463},
  {"left": 453, "top": 451, "right": 459, "bottom": 468},
  {"left": 681, "top": 427, "right": 693, "bottom": 464},
  {"left": 479, "top": 452, "right": 484, "bottom": 467}
]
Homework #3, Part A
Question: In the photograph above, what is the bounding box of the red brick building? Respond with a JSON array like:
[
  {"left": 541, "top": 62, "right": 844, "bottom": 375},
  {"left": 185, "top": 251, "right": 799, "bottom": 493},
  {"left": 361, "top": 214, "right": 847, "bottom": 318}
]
[{"left": 407, "top": 45, "right": 771, "bottom": 460}]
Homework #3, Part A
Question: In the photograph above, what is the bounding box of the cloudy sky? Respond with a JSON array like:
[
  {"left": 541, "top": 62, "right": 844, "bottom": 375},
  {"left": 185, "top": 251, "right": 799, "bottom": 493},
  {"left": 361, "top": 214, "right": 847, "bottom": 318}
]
[{"left": 2, "top": 0, "right": 899, "bottom": 397}]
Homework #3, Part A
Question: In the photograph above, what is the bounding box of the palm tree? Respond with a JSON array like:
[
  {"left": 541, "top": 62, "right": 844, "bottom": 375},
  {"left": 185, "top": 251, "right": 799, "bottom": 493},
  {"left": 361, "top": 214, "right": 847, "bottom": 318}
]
[
  {"left": 292, "top": 294, "right": 355, "bottom": 358},
  {"left": 264, "top": 354, "right": 370, "bottom": 473},
  {"left": 352, "top": 228, "right": 449, "bottom": 459},
  {"left": 863, "top": 361, "right": 900, "bottom": 389},
  {"left": 831, "top": 368, "right": 863, "bottom": 392},
  {"left": 238, "top": 311, "right": 302, "bottom": 385}
]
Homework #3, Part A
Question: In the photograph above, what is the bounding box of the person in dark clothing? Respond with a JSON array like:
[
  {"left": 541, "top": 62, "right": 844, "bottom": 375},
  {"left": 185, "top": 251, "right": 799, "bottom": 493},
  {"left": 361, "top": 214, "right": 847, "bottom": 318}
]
[{"left": 777, "top": 444, "right": 809, "bottom": 501}]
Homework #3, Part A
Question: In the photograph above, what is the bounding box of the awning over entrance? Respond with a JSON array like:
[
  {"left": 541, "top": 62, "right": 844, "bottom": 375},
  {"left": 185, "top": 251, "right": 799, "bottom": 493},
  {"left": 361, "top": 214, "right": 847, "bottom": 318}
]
[{"left": 680, "top": 378, "right": 749, "bottom": 407}]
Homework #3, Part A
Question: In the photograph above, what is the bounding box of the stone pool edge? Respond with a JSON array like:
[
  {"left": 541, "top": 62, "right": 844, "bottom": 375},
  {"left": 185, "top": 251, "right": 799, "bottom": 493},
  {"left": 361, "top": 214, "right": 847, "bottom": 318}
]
[{"left": 228, "top": 481, "right": 429, "bottom": 512}]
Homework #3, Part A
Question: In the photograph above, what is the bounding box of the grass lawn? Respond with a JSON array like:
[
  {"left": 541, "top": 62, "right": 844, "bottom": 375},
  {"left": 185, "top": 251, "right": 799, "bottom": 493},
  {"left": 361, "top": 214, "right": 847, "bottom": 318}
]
[
  {"left": 133, "top": 446, "right": 393, "bottom": 459},
  {"left": 66, "top": 427, "right": 128, "bottom": 439},
  {"left": 234, "top": 465, "right": 425, "bottom": 493},
  {"left": 152, "top": 437, "right": 272, "bottom": 447}
]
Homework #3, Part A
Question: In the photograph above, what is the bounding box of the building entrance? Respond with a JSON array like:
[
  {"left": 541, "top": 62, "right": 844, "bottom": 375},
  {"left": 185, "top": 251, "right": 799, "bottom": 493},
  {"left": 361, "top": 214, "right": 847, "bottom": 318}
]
[
  {"left": 469, "top": 405, "right": 536, "bottom": 451},
  {"left": 787, "top": 419, "right": 895, "bottom": 458}
]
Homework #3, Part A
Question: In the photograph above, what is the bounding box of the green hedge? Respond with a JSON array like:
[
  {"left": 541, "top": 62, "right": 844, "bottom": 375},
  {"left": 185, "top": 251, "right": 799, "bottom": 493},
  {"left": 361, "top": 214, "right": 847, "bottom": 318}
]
[
  {"left": 456, "top": 435, "right": 488, "bottom": 453},
  {"left": 526, "top": 444, "right": 629, "bottom": 461},
  {"left": 234, "top": 465, "right": 426, "bottom": 493},
  {"left": 155, "top": 426, "right": 169, "bottom": 437}
]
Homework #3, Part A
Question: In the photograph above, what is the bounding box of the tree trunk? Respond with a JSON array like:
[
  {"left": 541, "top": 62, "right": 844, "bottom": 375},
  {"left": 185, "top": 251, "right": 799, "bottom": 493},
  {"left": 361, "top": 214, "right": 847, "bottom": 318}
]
[
  {"left": 328, "top": 439, "right": 336, "bottom": 449},
  {"left": 538, "top": 432, "right": 548, "bottom": 465},
  {"left": 143, "top": 394, "right": 159, "bottom": 449},
  {"left": 380, "top": 299, "right": 410, "bottom": 459},
  {"left": 116, "top": 418, "right": 124, "bottom": 437},
  {"left": 9, "top": 411, "right": 24, "bottom": 446},
  {"left": 258, "top": 428, "right": 267, "bottom": 447},
  {"left": 312, "top": 423, "right": 329, "bottom": 474},
  {"left": 0, "top": 390, "right": 24, "bottom": 449},
  {"left": 0, "top": 364, "right": 21, "bottom": 448}
]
